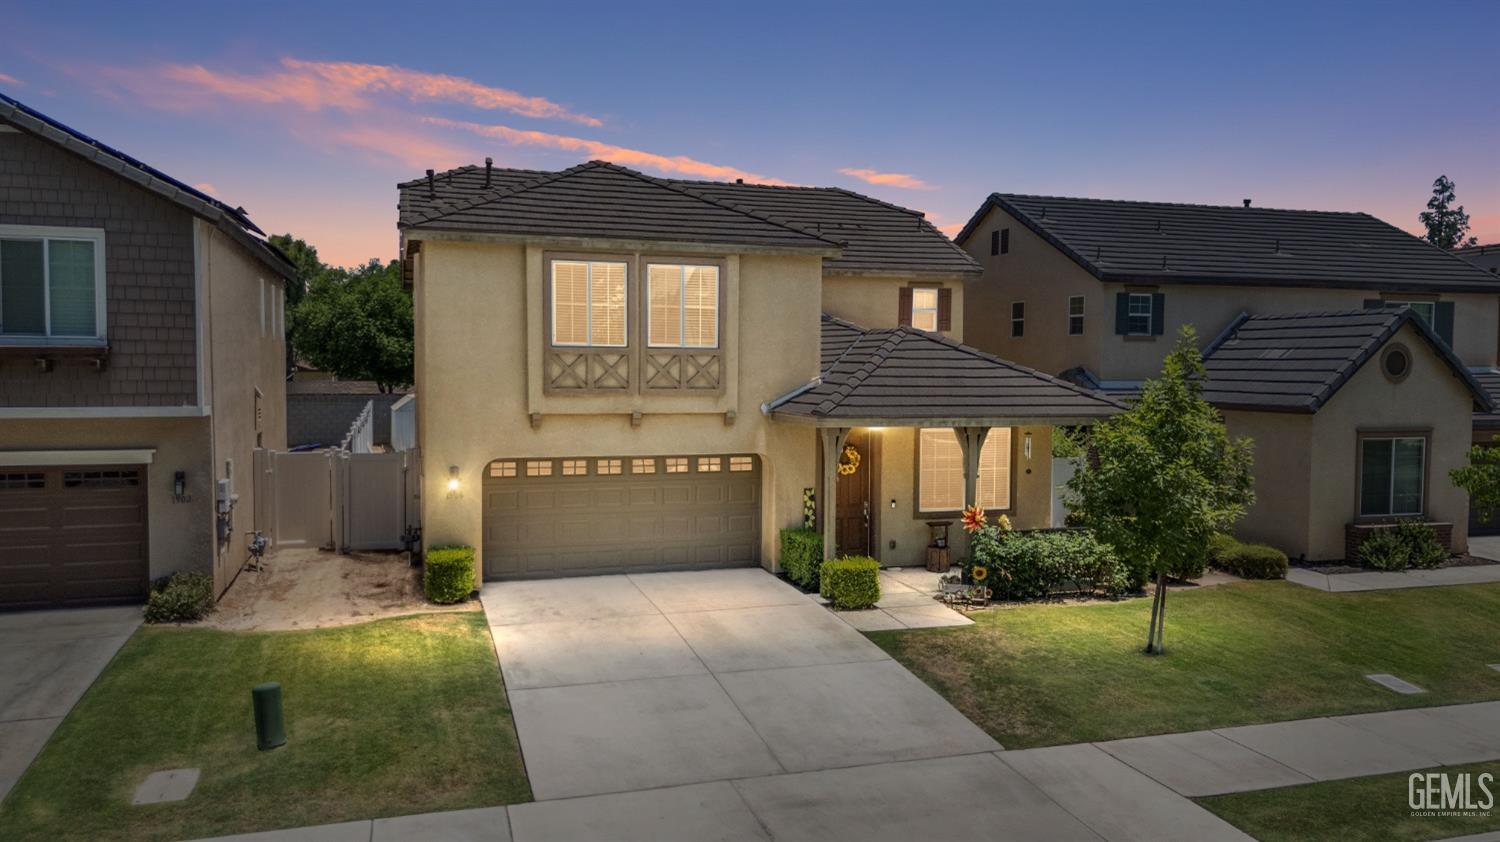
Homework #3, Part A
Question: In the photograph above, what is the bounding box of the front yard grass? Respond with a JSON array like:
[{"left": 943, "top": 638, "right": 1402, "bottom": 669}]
[
  {"left": 1198, "top": 760, "right": 1500, "bottom": 841},
  {"left": 869, "top": 581, "right": 1500, "bottom": 748},
  {"left": 0, "top": 611, "right": 530, "bottom": 842}
]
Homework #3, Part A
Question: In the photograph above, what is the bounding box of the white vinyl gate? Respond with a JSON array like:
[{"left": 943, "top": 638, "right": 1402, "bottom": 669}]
[{"left": 254, "top": 448, "right": 420, "bottom": 552}]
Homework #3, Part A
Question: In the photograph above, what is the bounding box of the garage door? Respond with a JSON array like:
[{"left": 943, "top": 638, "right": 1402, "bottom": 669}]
[
  {"left": 483, "top": 454, "right": 760, "bottom": 579},
  {"left": 0, "top": 465, "right": 149, "bottom": 610}
]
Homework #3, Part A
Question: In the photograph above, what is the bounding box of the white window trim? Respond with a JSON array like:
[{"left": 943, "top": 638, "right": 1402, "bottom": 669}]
[
  {"left": 0, "top": 224, "right": 107, "bottom": 346},
  {"left": 1386, "top": 300, "right": 1435, "bottom": 326},
  {"left": 1126, "top": 292, "right": 1154, "bottom": 336},
  {"left": 646, "top": 262, "right": 720, "bottom": 349},
  {"left": 1361, "top": 435, "right": 1426, "bottom": 517},
  {"left": 910, "top": 287, "right": 940, "bottom": 332},
  {"left": 551, "top": 260, "right": 629, "bottom": 348},
  {"left": 1068, "top": 295, "right": 1085, "bottom": 335}
]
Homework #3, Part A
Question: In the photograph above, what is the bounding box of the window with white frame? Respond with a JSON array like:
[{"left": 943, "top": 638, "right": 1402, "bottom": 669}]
[
  {"left": 1126, "top": 292, "right": 1153, "bottom": 335},
  {"left": 647, "top": 263, "right": 719, "bottom": 348},
  {"left": 910, "top": 287, "right": 940, "bottom": 332},
  {"left": 917, "top": 428, "right": 1011, "bottom": 512},
  {"left": 1068, "top": 295, "right": 1084, "bottom": 335},
  {"left": 551, "top": 260, "right": 627, "bottom": 347},
  {"left": 0, "top": 226, "right": 106, "bottom": 342},
  {"left": 1386, "top": 301, "right": 1435, "bottom": 328},
  {"left": 1359, "top": 435, "right": 1426, "bottom": 517}
]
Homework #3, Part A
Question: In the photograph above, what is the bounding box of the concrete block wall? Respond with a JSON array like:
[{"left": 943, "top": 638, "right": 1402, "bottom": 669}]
[{"left": 287, "top": 393, "right": 405, "bottom": 448}]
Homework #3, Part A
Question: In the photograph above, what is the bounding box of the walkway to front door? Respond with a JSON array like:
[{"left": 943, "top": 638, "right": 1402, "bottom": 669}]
[{"left": 481, "top": 568, "right": 1251, "bottom": 840}]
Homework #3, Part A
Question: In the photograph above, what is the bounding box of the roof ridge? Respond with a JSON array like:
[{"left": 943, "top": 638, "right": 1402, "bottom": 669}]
[
  {"left": 911, "top": 329, "right": 1125, "bottom": 408},
  {"left": 992, "top": 192, "right": 1372, "bottom": 217},
  {"left": 816, "top": 329, "right": 904, "bottom": 415},
  {"left": 1243, "top": 308, "right": 1400, "bottom": 321},
  {"left": 402, "top": 161, "right": 599, "bottom": 226}
]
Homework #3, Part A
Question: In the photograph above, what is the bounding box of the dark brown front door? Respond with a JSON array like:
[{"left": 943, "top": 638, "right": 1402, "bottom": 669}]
[
  {"left": 835, "top": 429, "right": 874, "bottom": 557},
  {"left": 0, "top": 465, "right": 149, "bottom": 610}
]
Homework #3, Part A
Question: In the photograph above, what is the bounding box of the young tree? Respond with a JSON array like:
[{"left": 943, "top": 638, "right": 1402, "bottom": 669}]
[
  {"left": 1063, "top": 327, "right": 1254, "bottom": 654},
  {"left": 1419, "top": 175, "right": 1478, "bottom": 249},
  {"left": 1452, "top": 446, "right": 1500, "bottom": 526},
  {"left": 291, "top": 259, "right": 413, "bottom": 392}
]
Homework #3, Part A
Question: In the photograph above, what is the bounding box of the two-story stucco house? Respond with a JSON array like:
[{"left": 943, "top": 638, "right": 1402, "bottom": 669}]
[
  {"left": 955, "top": 193, "right": 1499, "bottom": 561},
  {"left": 398, "top": 161, "right": 1118, "bottom": 580},
  {"left": 0, "top": 95, "right": 294, "bottom": 609}
]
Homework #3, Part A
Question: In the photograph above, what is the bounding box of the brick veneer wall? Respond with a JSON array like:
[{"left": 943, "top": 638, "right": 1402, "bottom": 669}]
[
  {"left": 0, "top": 125, "right": 197, "bottom": 407},
  {"left": 1344, "top": 521, "right": 1454, "bottom": 563}
]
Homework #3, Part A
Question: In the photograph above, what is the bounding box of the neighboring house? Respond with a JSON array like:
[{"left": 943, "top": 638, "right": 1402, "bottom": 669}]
[
  {"left": 0, "top": 94, "right": 294, "bottom": 609},
  {"left": 398, "top": 160, "right": 1118, "bottom": 580},
  {"left": 287, "top": 379, "right": 409, "bottom": 449},
  {"left": 955, "top": 193, "right": 1500, "bottom": 561},
  {"left": 1455, "top": 243, "right": 1500, "bottom": 275}
]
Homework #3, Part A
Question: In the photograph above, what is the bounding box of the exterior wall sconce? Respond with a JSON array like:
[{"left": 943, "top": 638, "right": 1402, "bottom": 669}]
[
  {"left": 1023, "top": 432, "right": 1033, "bottom": 474},
  {"left": 447, "top": 465, "right": 461, "bottom": 496}
]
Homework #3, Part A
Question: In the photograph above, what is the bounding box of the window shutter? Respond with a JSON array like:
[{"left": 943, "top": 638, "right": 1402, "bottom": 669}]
[
  {"left": 1114, "top": 293, "right": 1129, "bottom": 335},
  {"left": 898, "top": 286, "right": 913, "bottom": 326},
  {"left": 990, "top": 230, "right": 1000, "bottom": 256},
  {"left": 1000, "top": 228, "right": 1010, "bottom": 254},
  {"left": 1151, "top": 293, "right": 1166, "bottom": 336},
  {"left": 937, "top": 288, "right": 952, "bottom": 331},
  {"left": 1434, "top": 301, "right": 1455, "bottom": 347}
]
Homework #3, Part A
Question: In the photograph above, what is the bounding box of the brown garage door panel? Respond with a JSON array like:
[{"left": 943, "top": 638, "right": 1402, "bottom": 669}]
[
  {"left": 0, "top": 466, "right": 149, "bottom": 610},
  {"left": 482, "top": 456, "right": 761, "bottom": 579}
]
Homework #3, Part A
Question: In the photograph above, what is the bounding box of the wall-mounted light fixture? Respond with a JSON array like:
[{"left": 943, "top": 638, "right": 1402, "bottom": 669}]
[
  {"left": 174, "top": 470, "right": 186, "bottom": 498},
  {"left": 1023, "top": 432, "right": 1033, "bottom": 462},
  {"left": 447, "top": 465, "right": 461, "bottom": 495},
  {"left": 890, "top": 498, "right": 897, "bottom": 509}
]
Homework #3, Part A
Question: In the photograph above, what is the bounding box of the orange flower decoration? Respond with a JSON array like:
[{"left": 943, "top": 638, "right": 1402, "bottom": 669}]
[{"left": 961, "top": 504, "right": 987, "bottom": 533}]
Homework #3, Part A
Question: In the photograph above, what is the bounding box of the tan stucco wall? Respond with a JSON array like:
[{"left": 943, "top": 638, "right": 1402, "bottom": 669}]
[
  {"left": 1222, "top": 410, "right": 1313, "bottom": 557},
  {"left": 1305, "top": 323, "right": 1475, "bottom": 560},
  {"left": 413, "top": 238, "right": 823, "bottom": 574},
  {"left": 200, "top": 220, "right": 289, "bottom": 593},
  {"left": 822, "top": 274, "right": 966, "bottom": 341},
  {"left": 0, "top": 417, "right": 214, "bottom": 579}
]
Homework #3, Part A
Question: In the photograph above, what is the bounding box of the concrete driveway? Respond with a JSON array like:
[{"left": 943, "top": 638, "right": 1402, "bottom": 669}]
[{"left": 0, "top": 605, "right": 140, "bottom": 803}]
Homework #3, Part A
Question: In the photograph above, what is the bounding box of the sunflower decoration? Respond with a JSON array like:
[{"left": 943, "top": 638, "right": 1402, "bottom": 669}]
[
  {"left": 836, "top": 444, "right": 861, "bottom": 476},
  {"left": 995, "top": 513, "right": 1013, "bottom": 534},
  {"left": 960, "top": 504, "right": 987, "bottom": 533},
  {"left": 970, "top": 565, "right": 988, "bottom": 582}
]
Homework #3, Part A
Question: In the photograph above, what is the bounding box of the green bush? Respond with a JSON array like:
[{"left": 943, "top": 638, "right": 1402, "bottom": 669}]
[
  {"left": 143, "top": 571, "right": 216, "bottom": 623},
  {"left": 973, "top": 528, "right": 1129, "bottom": 601},
  {"left": 1360, "top": 528, "right": 1409, "bottom": 570},
  {"left": 779, "top": 528, "right": 824, "bottom": 591},
  {"left": 1360, "top": 521, "right": 1447, "bottom": 571},
  {"left": 820, "top": 556, "right": 881, "bottom": 609},
  {"left": 424, "top": 546, "right": 476, "bottom": 604},
  {"left": 1207, "top": 534, "right": 1288, "bottom": 579}
]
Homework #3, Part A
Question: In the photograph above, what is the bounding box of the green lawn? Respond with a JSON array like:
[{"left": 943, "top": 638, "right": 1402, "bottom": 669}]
[
  {"left": 0, "top": 611, "right": 530, "bottom": 842},
  {"left": 869, "top": 581, "right": 1500, "bottom": 748},
  {"left": 1199, "top": 760, "right": 1500, "bottom": 841}
]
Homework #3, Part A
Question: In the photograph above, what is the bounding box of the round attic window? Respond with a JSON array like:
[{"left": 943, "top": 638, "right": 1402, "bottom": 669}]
[{"left": 1381, "top": 344, "right": 1411, "bottom": 382}]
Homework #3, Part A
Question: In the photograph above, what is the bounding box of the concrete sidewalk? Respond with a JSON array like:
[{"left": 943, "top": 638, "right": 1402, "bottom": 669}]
[{"left": 1286, "top": 564, "right": 1500, "bottom": 592}]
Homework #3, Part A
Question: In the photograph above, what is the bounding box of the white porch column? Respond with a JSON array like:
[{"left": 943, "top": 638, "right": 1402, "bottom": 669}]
[
  {"left": 819, "top": 426, "right": 852, "bottom": 561},
  {"left": 954, "top": 426, "right": 990, "bottom": 510}
]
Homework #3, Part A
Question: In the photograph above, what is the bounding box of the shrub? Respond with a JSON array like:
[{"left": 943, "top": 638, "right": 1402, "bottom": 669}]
[
  {"left": 1360, "top": 528, "right": 1409, "bottom": 570},
  {"left": 820, "top": 556, "right": 881, "bottom": 609},
  {"left": 779, "top": 528, "right": 824, "bottom": 591},
  {"left": 424, "top": 545, "right": 476, "bottom": 603},
  {"left": 1394, "top": 520, "right": 1447, "bottom": 569},
  {"left": 973, "top": 529, "right": 1129, "bottom": 601},
  {"left": 143, "top": 571, "right": 216, "bottom": 623},
  {"left": 1207, "top": 534, "right": 1288, "bottom": 579}
]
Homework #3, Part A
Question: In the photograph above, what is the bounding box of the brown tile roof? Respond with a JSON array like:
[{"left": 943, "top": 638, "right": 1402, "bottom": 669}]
[
  {"left": 1201, "top": 309, "right": 1491, "bottom": 413},
  {"left": 768, "top": 315, "right": 1123, "bottom": 425},
  {"left": 956, "top": 193, "right": 1500, "bottom": 294},
  {"left": 398, "top": 161, "right": 978, "bottom": 275}
]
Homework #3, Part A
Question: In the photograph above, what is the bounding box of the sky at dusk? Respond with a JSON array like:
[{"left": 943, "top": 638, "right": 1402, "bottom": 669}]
[{"left": 2, "top": 1, "right": 1496, "bottom": 267}]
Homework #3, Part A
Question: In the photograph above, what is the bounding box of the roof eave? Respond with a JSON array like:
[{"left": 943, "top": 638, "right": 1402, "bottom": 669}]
[
  {"left": 1100, "top": 271, "right": 1500, "bottom": 295},
  {"left": 400, "top": 227, "right": 844, "bottom": 258},
  {"left": 821, "top": 266, "right": 981, "bottom": 279},
  {"left": 768, "top": 410, "right": 1119, "bottom": 427}
]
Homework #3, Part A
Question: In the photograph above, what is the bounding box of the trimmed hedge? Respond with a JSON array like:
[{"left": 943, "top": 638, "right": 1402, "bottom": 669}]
[
  {"left": 424, "top": 545, "right": 477, "bottom": 604},
  {"left": 1207, "top": 534, "right": 1288, "bottom": 579},
  {"left": 820, "top": 556, "right": 881, "bottom": 610},
  {"left": 143, "top": 571, "right": 216, "bottom": 623},
  {"left": 1359, "top": 520, "right": 1447, "bottom": 571},
  {"left": 780, "top": 527, "right": 824, "bottom": 591},
  {"left": 973, "top": 529, "right": 1128, "bottom": 601}
]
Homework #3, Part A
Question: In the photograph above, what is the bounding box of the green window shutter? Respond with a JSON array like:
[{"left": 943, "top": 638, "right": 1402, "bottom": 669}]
[
  {"left": 1114, "top": 293, "right": 1129, "bottom": 334},
  {"left": 1151, "top": 293, "right": 1165, "bottom": 336},
  {"left": 1434, "top": 301, "right": 1455, "bottom": 347}
]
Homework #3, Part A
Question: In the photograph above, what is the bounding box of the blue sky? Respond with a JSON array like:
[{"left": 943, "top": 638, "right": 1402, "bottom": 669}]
[{"left": 2, "top": 0, "right": 1496, "bottom": 265}]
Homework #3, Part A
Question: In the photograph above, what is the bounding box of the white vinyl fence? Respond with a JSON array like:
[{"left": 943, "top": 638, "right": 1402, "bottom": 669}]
[
  {"left": 254, "top": 446, "right": 420, "bottom": 552},
  {"left": 390, "top": 393, "right": 416, "bottom": 452},
  {"left": 341, "top": 399, "right": 375, "bottom": 454}
]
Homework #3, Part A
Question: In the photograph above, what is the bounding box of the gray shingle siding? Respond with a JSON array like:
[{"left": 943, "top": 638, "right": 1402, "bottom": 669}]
[{"left": 0, "top": 125, "right": 198, "bottom": 407}]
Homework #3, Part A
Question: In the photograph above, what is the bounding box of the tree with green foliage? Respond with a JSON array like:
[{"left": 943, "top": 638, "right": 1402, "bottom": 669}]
[
  {"left": 290, "top": 259, "right": 413, "bottom": 392},
  {"left": 1452, "top": 446, "right": 1500, "bottom": 526},
  {"left": 1419, "top": 175, "right": 1478, "bottom": 250},
  {"left": 266, "top": 233, "right": 323, "bottom": 311},
  {"left": 1063, "top": 327, "right": 1255, "bottom": 654}
]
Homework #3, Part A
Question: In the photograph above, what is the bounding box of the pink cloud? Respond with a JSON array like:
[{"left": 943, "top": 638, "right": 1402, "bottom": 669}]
[
  {"left": 103, "top": 58, "right": 600, "bottom": 125},
  {"left": 838, "top": 167, "right": 934, "bottom": 190},
  {"left": 192, "top": 182, "right": 218, "bottom": 195},
  {"left": 0, "top": 72, "right": 22, "bottom": 87},
  {"left": 426, "top": 117, "right": 791, "bottom": 184},
  {"left": 319, "top": 125, "right": 477, "bottom": 171}
]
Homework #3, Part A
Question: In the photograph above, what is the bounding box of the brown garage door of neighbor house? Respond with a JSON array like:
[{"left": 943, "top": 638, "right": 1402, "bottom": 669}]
[
  {"left": 482, "top": 454, "right": 761, "bottom": 579},
  {"left": 0, "top": 466, "right": 149, "bottom": 610}
]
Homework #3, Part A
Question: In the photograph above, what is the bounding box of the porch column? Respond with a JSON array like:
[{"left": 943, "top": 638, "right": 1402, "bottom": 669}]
[
  {"left": 819, "top": 426, "right": 852, "bottom": 561},
  {"left": 954, "top": 426, "right": 990, "bottom": 510}
]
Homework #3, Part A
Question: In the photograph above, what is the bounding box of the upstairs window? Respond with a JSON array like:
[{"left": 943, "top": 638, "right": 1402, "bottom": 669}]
[
  {"left": 1068, "top": 295, "right": 1084, "bottom": 335},
  {"left": 990, "top": 228, "right": 1009, "bottom": 255},
  {"left": 647, "top": 263, "right": 719, "bottom": 348},
  {"left": 1010, "top": 302, "right": 1025, "bottom": 337},
  {"left": 911, "top": 287, "right": 940, "bottom": 332},
  {"left": 1116, "top": 292, "right": 1163, "bottom": 336},
  {"left": 0, "top": 227, "right": 105, "bottom": 343},
  {"left": 552, "top": 260, "right": 627, "bottom": 347}
]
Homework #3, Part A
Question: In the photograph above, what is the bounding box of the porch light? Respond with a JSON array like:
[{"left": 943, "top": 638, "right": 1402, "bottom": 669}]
[
  {"left": 1023, "top": 432, "right": 1033, "bottom": 461},
  {"left": 447, "top": 465, "right": 461, "bottom": 493}
]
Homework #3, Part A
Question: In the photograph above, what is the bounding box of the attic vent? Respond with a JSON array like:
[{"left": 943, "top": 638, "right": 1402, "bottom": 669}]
[{"left": 1258, "top": 348, "right": 1292, "bottom": 360}]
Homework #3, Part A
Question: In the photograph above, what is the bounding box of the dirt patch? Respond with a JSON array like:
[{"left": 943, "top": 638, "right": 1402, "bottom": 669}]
[{"left": 207, "top": 547, "right": 476, "bottom": 631}]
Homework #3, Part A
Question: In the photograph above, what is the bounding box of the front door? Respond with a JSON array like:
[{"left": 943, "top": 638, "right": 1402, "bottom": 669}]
[{"left": 835, "top": 429, "right": 874, "bottom": 557}]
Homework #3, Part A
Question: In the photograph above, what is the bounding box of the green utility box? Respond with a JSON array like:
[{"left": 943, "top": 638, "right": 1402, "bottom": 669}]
[{"left": 252, "top": 682, "right": 286, "bottom": 750}]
